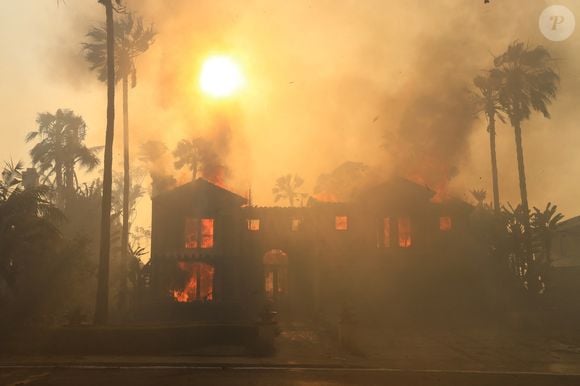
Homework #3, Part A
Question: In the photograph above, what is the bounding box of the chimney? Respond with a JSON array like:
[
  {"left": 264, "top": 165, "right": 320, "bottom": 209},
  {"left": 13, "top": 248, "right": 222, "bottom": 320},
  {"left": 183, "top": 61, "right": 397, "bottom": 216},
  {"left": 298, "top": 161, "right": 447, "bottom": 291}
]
[{"left": 22, "top": 168, "right": 39, "bottom": 189}]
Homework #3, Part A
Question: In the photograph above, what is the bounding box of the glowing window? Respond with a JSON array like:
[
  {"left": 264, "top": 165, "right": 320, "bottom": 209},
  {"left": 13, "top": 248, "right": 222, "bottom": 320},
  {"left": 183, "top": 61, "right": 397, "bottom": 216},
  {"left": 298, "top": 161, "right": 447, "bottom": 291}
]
[
  {"left": 291, "top": 217, "right": 302, "bottom": 231},
  {"left": 185, "top": 218, "right": 214, "bottom": 249},
  {"left": 440, "top": 216, "right": 452, "bottom": 231},
  {"left": 248, "top": 218, "right": 260, "bottom": 231},
  {"left": 171, "top": 262, "right": 214, "bottom": 302},
  {"left": 398, "top": 217, "right": 412, "bottom": 248},
  {"left": 201, "top": 219, "right": 214, "bottom": 247},
  {"left": 335, "top": 216, "right": 348, "bottom": 231}
]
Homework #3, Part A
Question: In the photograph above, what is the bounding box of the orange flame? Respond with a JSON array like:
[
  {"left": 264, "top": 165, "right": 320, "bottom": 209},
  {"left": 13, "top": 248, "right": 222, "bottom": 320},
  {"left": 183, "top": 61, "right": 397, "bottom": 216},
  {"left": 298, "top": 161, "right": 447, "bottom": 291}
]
[{"left": 171, "top": 261, "right": 215, "bottom": 302}]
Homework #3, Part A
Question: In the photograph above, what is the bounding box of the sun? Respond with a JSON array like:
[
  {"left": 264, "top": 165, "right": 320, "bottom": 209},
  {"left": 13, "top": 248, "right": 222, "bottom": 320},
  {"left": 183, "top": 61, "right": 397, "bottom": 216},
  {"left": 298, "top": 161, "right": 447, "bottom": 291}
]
[{"left": 199, "top": 55, "right": 245, "bottom": 98}]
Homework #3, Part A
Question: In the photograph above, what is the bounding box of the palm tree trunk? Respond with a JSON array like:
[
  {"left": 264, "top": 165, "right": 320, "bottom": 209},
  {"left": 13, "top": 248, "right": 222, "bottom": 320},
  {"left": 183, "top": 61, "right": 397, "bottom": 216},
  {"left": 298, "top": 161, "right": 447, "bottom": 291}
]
[
  {"left": 55, "top": 162, "right": 64, "bottom": 208},
  {"left": 95, "top": 0, "right": 115, "bottom": 325},
  {"left": 513, "top": 121, "right": 535, "bottom": 290},
  {"left": 119, "top": 74, "right": 130, "bottom": 310},
  {"left": 488, "top": 113, "right": 500, "bottom": 213},
  {"left": 64, "top": 163, "right": 75, "bottom": 208}
]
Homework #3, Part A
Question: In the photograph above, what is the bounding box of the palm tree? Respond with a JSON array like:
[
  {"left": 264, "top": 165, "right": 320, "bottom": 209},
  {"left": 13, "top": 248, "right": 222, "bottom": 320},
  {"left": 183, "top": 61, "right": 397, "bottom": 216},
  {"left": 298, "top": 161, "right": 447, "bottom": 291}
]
[
  {"left": 473, "top": 71, "right": 504, "bottom": 213},
  {"left": 470, "top": 189, "right": 487, "bottom": 208},
  {"left": 494, "top": 42, "right": 559, "bottom": 292},
  {"left": 84, "top": 11, "right": 155, "bottom": 312},
  {"left": 272, "top": 174, "right": 306, "bottom": 207},
  {"left": 26, "top": 109, "right": 100, "bottom": 208},
  {"left": 173, "top": 138, "right": 222, "bottom": 181},
  {"left": 0, "top": 161, "right": 62, "bottom": 292},
  {"left": 94, "top": 0, "right": 118, "bottom": 325}
]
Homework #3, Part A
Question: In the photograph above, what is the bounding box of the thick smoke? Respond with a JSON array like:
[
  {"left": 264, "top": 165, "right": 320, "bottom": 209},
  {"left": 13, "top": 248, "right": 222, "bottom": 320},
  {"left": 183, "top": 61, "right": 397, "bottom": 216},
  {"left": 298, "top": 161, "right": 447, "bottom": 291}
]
[{"left": 41, "top": 0, "right": 580, "bottom": 215}]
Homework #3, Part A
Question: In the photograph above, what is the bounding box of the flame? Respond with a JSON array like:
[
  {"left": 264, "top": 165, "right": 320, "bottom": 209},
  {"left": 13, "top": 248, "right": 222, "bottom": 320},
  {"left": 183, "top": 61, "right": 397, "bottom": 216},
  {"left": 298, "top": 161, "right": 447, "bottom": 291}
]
[
  {"left": 398, "top": 217, "right": 412, "bottom": 248},
  {"left": 200, "top": 219, "right": 214, "bottom": 248},
  {"left": 171, "top": 261, "right": 215, "bottom": 302},
  {"left": 405, "top": 168, "right": 451, "bottom": 203},
  {"left": 184, "top": 218, "right": 214, "bottom": 249}
]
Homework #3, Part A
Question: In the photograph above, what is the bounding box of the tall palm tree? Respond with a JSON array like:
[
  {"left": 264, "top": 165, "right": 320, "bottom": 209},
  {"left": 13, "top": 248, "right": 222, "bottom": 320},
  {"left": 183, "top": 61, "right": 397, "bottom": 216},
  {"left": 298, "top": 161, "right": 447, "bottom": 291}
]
[
  {"left": 473, "top": 71, "right": 504, "bottom": 213},
  {"left": 494, "top": 41, "right": 559, "bottom": 291},
  {"left": 84, "top": 12, "right": 155, "bottom": 311},
  {"left": 26, "top": 109, "right": 100, "bottom": 208},
  {"left": 94, "top": 0, "right": 118, "bottom": 325},
  {"left": 272, "top": 174, "right": 306, "bottom": 207}
]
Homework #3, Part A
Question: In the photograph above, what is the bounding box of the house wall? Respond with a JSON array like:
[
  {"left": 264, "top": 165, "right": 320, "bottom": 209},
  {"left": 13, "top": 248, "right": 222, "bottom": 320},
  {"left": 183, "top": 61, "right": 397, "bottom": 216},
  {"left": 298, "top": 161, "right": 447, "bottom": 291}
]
[{"left": 145, "top": 180, "right": 474, "bottom": 322}]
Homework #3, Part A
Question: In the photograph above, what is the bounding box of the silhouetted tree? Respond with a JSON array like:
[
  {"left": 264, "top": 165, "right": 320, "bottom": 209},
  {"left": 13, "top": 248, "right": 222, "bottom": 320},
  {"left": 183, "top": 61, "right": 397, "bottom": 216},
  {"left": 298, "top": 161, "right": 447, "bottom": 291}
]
[
  {"left": 26, "top": 109, "right": 100, "bottom": 209},
  {"left": 494, "top": 41, "right": 559, "bottom": 292},
  {"left": 531, "top": 202, "right": 564, "bottom": 266},
  {"left": 501, "top": 203, "right": 529, "bottom": 281},
  {"left": 272, "top": 174, "right": 306, "bottom": 207},
  {"left": 94, "top": 0, "right": 118, "bottom": 325},
  {"left": 84, "top": 12, "right": 155, "bottom": 309},
  {"left": 313, "top": 161, "right": 370, "bottom": 202},
  {"left": 474, "top": 71, "right": 504, "bottom": 213},
  {"left": 470, "top": 189, "right": 487, "bottom": 208},
  {"left": 0, "top": 161, "right": 62, "bottom": 300},
  {"left": 173, "top": 138, "right": 223, "bottom": 181}
]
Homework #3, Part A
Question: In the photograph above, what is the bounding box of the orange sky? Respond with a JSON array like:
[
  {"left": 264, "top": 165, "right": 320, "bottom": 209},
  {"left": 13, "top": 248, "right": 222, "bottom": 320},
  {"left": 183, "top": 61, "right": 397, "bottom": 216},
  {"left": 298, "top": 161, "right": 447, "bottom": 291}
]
[{"left": 2, "top": 0, "right": 580, "bottom": 235}]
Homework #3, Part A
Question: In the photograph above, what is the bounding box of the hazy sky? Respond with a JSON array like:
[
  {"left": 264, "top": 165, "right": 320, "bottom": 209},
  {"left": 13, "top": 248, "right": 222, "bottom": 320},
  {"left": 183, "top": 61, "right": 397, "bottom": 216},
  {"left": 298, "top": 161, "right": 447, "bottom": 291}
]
[{"left": 2, "top": 0, "right": 580, "bottom": 229}]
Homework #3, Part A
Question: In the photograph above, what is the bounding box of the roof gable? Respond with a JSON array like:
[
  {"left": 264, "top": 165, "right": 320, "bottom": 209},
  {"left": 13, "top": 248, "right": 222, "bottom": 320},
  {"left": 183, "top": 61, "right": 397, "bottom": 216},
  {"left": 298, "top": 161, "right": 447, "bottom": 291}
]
[{"left": 153, "top": 178, "right": 247, "bottom": 206}]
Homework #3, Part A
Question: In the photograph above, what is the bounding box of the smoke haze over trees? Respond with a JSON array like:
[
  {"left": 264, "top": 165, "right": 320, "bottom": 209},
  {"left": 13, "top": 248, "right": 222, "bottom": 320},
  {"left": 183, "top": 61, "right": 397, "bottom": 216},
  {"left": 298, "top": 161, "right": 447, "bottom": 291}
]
[{"left": 2, "top": 0, "right": 580, "bottom": 235}]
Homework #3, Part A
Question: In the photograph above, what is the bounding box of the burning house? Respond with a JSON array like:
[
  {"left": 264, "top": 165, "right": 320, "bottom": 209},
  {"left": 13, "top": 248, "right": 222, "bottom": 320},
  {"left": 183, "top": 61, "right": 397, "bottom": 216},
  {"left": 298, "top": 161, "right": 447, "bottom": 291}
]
[{"left": 142, "top": 177, "right": 475, "bottom": 322}]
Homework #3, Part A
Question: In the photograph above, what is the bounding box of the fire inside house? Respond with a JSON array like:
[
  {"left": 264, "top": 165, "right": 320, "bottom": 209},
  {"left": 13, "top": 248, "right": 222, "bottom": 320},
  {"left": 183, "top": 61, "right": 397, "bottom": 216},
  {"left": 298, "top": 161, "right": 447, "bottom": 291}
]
[{"left": 140, "top": 177, "right": 474, "bottom": 322}]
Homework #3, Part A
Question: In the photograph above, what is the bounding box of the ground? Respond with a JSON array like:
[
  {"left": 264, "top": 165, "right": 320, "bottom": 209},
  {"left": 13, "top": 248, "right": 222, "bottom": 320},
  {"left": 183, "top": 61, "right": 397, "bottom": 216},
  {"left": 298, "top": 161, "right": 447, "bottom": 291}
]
[{"left": 3, "top": 321, "right": 580, "bottom": 384}]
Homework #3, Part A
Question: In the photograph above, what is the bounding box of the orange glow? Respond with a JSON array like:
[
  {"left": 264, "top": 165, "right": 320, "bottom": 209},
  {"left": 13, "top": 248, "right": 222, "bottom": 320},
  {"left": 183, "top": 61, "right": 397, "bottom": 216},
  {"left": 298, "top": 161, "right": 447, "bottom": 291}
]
[
  {"left": 185, "top": 218, "right": 214, "bottom": 249},
  {"left": 172, "top": 261, "right": 215, "bottom": 302},
  {"left": 439, "top": 216, "right": 452, "bottom": 231},
  {"left": 312, "top": 193, "right": 339, "bottom": 203},
  {"left": 398, "top": 217, "right": 412, "bottom": 248},
  {"left": 201, "top": 218, "right": 214, "bottom": 248},
  {"left": 247, "top": 218, "right": 260, "bottom": 231},
  {"left": 335, "top": 215, "right": 348, "bottom": 230},
  {"left": 404, "top": 158, "right": 453, "bottom": 203}
]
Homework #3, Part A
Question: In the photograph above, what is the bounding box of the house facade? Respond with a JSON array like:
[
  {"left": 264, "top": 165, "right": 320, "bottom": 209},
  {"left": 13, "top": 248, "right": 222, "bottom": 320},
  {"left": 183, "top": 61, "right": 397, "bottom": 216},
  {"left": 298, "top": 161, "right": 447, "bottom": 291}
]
[{"left": 141, "top": 178, "right": 474, "bottom": 322}]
